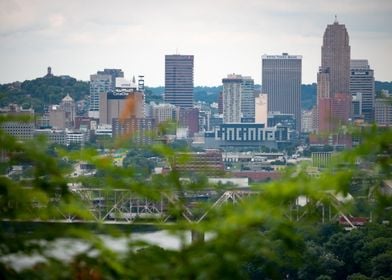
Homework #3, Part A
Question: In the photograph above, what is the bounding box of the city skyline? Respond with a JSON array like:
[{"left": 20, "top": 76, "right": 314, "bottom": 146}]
[{"left": 0, "top": 0, "right": 391, "bottom": 86}]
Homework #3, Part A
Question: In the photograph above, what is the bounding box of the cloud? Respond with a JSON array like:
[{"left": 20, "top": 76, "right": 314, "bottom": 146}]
[
  {"left": 49, "top": 14, "right": 65, "bottom": 29},
  {"left": 0, "top": 0, "right": 391, "bottom": 85}
]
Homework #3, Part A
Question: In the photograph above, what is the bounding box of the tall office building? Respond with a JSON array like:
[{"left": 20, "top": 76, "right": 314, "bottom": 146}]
[
  {"left": 89, "top": 69, "right": 124, "bottom": 119},
  {"left": 222, "top": 74, "right": 241, "bottom": 123},
  {"left": 99, "top": 78, "right": 144, "bottom": 125},
  {"left": 164, "top": 55, "right": 194, "bottom": 108},
  {"left": 262, "top": 53, "right": 302, "bottom": 131},
  {"left": 222, "top": 74, "right": 255, "bottom": 124},
  {"left": 317, "top": 18, "right": 351, "bottom": 133},
  {"left": 241, "top": 76, "right": 255, "bottom": 120},
  {"left": 350, "top": 60, "right": 375, "bottom": 123}
]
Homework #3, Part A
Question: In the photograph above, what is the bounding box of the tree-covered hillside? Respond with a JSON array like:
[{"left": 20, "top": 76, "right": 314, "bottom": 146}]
[
  {"left": 375, "top": 81, "right": 392, "bottom": 94},
  {"left": 301, "top": 83, "right": 317, "bottom": 110},
  {"left": 0, "top": 76, "right": 89, "bottom": 113}
]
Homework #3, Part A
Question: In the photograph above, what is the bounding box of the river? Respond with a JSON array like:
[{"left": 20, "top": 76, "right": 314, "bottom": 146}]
[{"left": 1, "top": 229, "right": 197, "bottom": 272}]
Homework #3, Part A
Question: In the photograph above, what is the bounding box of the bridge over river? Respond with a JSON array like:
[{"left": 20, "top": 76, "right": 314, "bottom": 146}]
[
  {"left": 60, "top": 187, "right": 258, "bottom": 224},
  {"left": 44, "top": 187, "right": 357, "bottom": 230}
]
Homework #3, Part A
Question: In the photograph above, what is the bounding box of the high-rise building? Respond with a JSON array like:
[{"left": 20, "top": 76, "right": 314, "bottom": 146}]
[
  {"left": 262, "top": 53, "right": 302, "bottom": 131},
  {"left": 164, "top": 55, "right": 194, "bottom": 108},
  {"left": 99, "top": 78, "right": 144, "bottom": 125},
  {"left": 222, "top": 74, "right": 242, "bottom": 123},
  {"left": 222, "top": 74, "right": 255, "bottom": 123},
  {"left": 317, "top": 18, "right": 351, "bottom": 133},
  {"left": 240, "top": 76, "right": 255, "bottom": 119},
  {"left": 89, "top": 69, "right": 124, "bottom": 119},
  {"left": 99, "top": 69, "right": 125, "bottom": 86},
  {"left": 350, "top": 60, "right": 375, "bottom": 123}
]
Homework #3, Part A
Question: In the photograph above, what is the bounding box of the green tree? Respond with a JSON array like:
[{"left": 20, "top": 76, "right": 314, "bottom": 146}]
[
  {"left": 371, "top": 252, "right": 392, "bottom": 278},
  {"left": 0, "top": 117, "right": 391, "bottom": 278}
]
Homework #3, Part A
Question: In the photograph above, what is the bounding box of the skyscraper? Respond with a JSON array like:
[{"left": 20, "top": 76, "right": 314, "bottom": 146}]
[
  {"left": 240, "top": 76, "right": 255, "bottom": 120},
  {"left": 262, "top": 53, "right": 302, "bottom": 131},
  {"left": 164, "top": 55, "right": 194, "bottom": 108},
  {"left": 222, "top": 74, "right": 254, "bottom": 123},
  {"left": 89, "top": 69, "right": 124, "bottom": 119},
  {"left": 222, "top": 74, "right": 242, "bottom": 123},
  {"left": 350, "top": 60, "right": 375, "bottom": 123},
  {"left": 99, "top": 77, "right": 144, "bottom": 125},
  {"left": 317, "top": 18, "right": 351, "bottom": 132}
]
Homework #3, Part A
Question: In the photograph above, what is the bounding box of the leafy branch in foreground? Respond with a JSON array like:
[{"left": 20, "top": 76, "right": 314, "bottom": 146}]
[{"left": 0, "top": 121, "right": 391, "bottom": 279}]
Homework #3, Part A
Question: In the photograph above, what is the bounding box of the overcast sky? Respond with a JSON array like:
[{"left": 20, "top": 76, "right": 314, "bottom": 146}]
[{"left": 1, "top": 0, "right": 391, "bottom": 86}]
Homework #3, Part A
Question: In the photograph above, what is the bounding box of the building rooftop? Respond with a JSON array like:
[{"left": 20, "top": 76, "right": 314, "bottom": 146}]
[
  {"left": 262, "top": 53, "right": 302, "bottom": 59},
  {"left": 62, "top": 94, "right": 74, "bottom": 102}
]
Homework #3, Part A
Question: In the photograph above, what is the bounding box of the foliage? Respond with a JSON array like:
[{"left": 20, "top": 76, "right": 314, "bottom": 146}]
[
  {"left": 0, "top": 76, "right": 89, "bottom": 113},
  {"left": 194, "top": 86, "right": 222, "bottom": 104},
  {"left": 122, "top": 148, "right": 158, "bottom": 179},
  {"left": 375, "top": 81, "right": 392, "bottom": 95},
  {"left": 144, "top": 86, "right": 164, "bottom": 104},
  {"left": 301, "top": 83, "right": 317, "bottom": 110},
  {"left": 0, "top": 117, "right": 391, "bottom": 279}
]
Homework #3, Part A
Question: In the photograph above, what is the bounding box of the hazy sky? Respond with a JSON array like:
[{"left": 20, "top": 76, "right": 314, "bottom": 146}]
[{"left": 1, "top": 0, "right": 391, "bottom": 86}]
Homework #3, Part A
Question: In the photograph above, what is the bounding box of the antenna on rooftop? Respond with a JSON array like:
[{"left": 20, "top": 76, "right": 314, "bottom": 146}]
[
  {"left": 334, "top": 14, "right": 338, "bottom": 24},
  {"left": 138, "top": 75, "right": 145, "bottom": 92}
]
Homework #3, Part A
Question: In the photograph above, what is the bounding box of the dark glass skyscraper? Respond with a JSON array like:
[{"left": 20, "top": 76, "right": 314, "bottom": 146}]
[
  {"left": 164, "top": 55, "right": 194, "bottom": 108},
  {"left": 262, "top": 53, "right": 302, "bottom": 131},
  {"left": 350, "top": 60, "right": 375, "bottom": 123}
]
